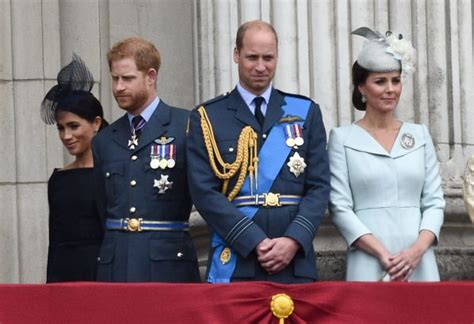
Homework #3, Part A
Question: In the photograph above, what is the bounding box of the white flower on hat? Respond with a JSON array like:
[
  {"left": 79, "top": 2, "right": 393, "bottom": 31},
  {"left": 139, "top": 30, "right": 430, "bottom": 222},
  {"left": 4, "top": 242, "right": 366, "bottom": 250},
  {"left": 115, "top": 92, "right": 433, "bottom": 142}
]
[
  {"left": 385, "top": 32, "right": 416, "bottom": 77},
  {"left": 352, "top": 27, "right": 417, "bottom": 77}
]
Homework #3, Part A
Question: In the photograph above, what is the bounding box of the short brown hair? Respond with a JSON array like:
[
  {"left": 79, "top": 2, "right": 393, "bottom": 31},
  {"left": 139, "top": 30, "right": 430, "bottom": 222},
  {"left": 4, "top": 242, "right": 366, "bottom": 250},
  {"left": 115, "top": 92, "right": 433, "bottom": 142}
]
[
  {"left": 107, "top": 36, "right": 161, "bottom": 73},
  {"left": 235, "top": 20, "right": 278, "bottom": 51}
]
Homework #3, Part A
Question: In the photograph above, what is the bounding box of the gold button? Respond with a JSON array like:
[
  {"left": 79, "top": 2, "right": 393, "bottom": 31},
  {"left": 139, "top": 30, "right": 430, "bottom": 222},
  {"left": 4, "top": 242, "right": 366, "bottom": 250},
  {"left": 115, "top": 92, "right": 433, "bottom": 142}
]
[
  {"left": 131, "top": 155, "right": 138, "bottom": 161},
  {"left": 177, "top": 252, "right": 183, "bottom": 258},
  {"left": 105, "top": 172, "right": 110, "bottom": 178},
  {"left": 228, "top": 147, "right": 234, "bottom": 152},
  {"left": 130, "top": 180, "right": 137, "bottom": 186},
  {"left": 129, "top": 207, "right": 136, "bottom": 213}
]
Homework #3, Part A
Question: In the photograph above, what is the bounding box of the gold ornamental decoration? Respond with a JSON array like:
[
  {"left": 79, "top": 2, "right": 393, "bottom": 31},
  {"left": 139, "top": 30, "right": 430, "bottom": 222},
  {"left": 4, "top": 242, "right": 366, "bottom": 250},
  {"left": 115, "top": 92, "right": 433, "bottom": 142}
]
[
  {"left": 198, "top": 106, "right": 259, "bottom": 201},
  {"left": 270, "top": 293, "right": 294, "bottom": 324}
]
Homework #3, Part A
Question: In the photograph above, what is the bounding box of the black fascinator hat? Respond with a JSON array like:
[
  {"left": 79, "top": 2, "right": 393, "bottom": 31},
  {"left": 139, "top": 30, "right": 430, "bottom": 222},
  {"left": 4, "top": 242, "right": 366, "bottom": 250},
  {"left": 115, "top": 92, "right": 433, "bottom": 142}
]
[{"left": 41, "top": 53, "right": 107, "bottom": 129}]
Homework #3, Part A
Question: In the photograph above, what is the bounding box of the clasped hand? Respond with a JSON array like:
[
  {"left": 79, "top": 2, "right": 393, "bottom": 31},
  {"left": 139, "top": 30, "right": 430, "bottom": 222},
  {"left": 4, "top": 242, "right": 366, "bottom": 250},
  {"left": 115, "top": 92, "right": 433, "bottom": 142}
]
[
  {"left": 256, "top": 237, "right": 299, "bottom": 275},
  {"left": 381, "top": 245, "right": 424, "bottom": 281}
]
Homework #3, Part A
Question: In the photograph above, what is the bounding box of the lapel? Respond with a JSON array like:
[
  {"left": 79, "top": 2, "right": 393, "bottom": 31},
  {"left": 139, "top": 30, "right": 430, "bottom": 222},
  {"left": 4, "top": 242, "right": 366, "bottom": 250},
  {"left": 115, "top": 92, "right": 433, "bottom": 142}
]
[
  {"left": 262, "top": 88, "right": 285, "bottom": 134},
  {"left": 344, "top": 124, "right": 391, "bottom": 157},
  {"left": 135, "top": 101, "right": 170, "bottom": 152},
  {"left": 390, "top": 123, "right": 426, "bottom": 158},
  {"left": 111, "top": 114, "right": 133, "bottom": 150},
  {"left": 344, "top": 123, "right": 426, "bottom": 158},
  {"left": 229, "top": 88, "right": 261, "bottom": 131}
]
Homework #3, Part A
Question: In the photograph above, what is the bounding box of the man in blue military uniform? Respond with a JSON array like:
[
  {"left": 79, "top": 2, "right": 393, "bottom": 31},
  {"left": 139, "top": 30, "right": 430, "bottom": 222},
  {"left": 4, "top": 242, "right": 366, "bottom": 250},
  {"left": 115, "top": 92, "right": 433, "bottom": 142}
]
[
  {"left": 92, "top": 37, "right": 200, "bottom": 282},
  {"left": 187, "top": 21, "right": 330, "bottom": 283}
]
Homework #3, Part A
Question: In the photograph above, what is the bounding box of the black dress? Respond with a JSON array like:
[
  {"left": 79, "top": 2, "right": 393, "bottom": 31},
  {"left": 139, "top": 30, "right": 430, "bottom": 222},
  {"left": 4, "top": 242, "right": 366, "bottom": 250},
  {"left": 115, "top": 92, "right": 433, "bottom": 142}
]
[{"left": 46, "top": 168, "right": 103, "bottom": 282}]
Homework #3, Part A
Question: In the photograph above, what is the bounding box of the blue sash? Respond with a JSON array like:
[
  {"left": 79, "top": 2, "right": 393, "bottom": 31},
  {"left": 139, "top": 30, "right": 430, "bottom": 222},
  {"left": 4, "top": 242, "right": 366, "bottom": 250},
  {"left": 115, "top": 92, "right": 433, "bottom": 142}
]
[{"left": 208, "top": 96, "right": 311, "bottom": 283}]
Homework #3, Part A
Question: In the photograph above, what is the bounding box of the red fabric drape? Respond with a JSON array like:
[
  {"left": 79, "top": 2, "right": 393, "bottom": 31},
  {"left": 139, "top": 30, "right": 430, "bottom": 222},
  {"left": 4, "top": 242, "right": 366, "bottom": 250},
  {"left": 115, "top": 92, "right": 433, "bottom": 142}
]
[{"left": 0, "top": 282, "right": 472, "bottom": 323}]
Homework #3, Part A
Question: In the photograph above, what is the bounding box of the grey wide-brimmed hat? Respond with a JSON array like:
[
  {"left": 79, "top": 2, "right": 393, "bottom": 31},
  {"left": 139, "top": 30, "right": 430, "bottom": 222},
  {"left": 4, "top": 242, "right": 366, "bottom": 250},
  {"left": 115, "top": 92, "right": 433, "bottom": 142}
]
[{"left": 352, "top": 27, "right": 416, "bottom": 76}]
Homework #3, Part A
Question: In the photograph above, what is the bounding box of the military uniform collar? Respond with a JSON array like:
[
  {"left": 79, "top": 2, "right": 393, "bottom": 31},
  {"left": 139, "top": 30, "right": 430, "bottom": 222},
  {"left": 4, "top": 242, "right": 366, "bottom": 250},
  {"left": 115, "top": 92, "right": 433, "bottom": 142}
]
[
  {"left": 127, "top": 96, "right": 160, "bottom": 126},
  {"left": 236, "top": 83, "right": 272, "bottom": 109}
]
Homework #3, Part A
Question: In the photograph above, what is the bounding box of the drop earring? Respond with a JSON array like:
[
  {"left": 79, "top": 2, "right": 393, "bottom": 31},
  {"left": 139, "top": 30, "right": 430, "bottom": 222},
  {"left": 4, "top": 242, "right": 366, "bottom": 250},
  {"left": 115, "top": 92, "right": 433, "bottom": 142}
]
[{"left": 361, "top": 95, "right": 367, "bottom": 103}]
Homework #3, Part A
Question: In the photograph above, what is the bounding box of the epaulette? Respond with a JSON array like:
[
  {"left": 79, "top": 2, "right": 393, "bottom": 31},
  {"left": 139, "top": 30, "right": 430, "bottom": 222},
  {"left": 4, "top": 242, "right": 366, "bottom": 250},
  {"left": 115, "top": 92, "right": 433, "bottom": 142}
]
[
  {"left": 276, "top": 89, "right": 314, "bottom": 102},
  {"left": 198, "top": 91, "right": 231, "bottom": 107}
]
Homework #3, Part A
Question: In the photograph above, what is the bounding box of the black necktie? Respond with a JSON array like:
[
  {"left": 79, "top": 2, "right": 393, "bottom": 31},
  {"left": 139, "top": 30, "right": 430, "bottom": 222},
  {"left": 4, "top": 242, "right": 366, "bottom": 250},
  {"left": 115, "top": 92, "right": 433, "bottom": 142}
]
[
  {"left": 254, "top": 97, "right": 265, "bottom": 127},
  {"left": 132, "top": 115, "right": 146, "bottom": 138}
]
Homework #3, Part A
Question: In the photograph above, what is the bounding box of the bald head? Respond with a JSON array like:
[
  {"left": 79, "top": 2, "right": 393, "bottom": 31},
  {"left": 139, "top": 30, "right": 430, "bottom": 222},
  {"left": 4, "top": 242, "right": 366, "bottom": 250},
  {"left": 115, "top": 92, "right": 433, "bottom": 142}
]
[{"left": 235, "top": 20, "right": 278, "bottom": 52}]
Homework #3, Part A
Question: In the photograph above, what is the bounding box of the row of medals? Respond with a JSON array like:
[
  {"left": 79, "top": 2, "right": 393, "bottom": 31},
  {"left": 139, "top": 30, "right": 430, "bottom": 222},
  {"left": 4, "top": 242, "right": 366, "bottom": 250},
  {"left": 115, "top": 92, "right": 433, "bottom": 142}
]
[
  {"left": 128, "top": 134, "right": 175, "bottom": 194},
  {"left": 149, "top": 142, "right": 176, "bottom": 170},
  {"left": 128, "top": 134, "right": 176, "bottom": 170},
  {"left": 285, "top": 123, "right": 306, "bottom": 177},
  {"left": 285, "top": 123, "right": 304, "bottom": 147}
]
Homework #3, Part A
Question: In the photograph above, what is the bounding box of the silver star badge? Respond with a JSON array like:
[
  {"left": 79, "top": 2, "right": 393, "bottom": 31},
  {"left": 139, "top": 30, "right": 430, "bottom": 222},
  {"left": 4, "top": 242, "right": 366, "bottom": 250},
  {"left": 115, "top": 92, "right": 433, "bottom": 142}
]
[
  {"left": 153, "top": 174, "right": 173, "bottom": 194},
  {"left": 128, "top": 135, "right": 139, "bottom": 150},
  {"left": 287, "top": 152, "right": 307, "bottom": 177}
]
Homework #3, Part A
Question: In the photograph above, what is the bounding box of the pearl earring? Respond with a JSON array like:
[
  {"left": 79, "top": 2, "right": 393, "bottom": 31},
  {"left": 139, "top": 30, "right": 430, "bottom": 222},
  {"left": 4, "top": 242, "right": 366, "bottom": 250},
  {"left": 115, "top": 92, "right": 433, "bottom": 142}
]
[{"left": 361, "top": 95, "right": 367, "bottom": 103}]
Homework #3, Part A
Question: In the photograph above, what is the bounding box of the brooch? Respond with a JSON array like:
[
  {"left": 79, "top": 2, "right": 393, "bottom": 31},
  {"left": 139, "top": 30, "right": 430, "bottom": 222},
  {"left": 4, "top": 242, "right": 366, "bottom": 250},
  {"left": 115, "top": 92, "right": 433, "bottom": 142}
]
[{"left": 400, "top": 133, "right": 415, "bottom": 150}]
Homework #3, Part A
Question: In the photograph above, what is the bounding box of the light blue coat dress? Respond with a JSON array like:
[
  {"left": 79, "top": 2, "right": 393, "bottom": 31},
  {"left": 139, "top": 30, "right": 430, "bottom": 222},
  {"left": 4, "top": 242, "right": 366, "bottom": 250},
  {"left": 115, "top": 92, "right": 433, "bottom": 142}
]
[{"left": 328, "top": 122, "right": 445, "bottom": 281}]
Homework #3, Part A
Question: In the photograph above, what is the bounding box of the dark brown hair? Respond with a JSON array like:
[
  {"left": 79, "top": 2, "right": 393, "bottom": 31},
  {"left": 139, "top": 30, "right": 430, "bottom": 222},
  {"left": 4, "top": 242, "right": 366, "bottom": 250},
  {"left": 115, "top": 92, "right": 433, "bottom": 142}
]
[{"left": 351, "top": 62, "right": 371, "bottom": 111}]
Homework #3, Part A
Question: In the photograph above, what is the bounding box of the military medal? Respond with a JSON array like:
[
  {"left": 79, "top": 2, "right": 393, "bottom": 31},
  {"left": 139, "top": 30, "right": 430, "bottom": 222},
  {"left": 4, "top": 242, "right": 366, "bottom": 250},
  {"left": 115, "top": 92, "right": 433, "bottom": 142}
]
[
  {"left": 150, "top": 144, "right": 160, "bottom": 169},
  {"left": 128, "top": 134, "right": 138, "bottom": 150},
  {"left": 294, "top": 124, "right": 304, "bottom": 146},
  {"left": 159, "top": 144, "right": 168, "bottom": 169},
  {"left": 287, "top": 152, "right": 307, "bottom": 177},
  {"left": 167, "top": 144, "right": 176, "bottom": 168},
  {"left": 400, "top": 133, "right": 415, "bottom": 150},
  {"left": 150, "top": 158, "right": 160, "bottom": 169},
  {"left": 285, "top": 124, "right": 296, "bottom": 147},
  {"left": 154, "top": 174, "right": 173, "bottom": 194}
]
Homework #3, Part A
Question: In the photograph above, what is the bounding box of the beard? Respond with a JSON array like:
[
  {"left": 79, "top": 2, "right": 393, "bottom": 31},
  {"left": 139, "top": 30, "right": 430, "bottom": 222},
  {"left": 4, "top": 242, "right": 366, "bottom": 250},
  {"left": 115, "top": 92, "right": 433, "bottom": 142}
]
[{"left": 114, "top": 88, "right": 150, "bottom": 113}]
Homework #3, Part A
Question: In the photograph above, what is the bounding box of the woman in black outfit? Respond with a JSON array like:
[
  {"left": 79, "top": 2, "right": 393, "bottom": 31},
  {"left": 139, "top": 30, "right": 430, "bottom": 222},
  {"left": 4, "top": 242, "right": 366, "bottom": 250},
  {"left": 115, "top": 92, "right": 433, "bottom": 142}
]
[{"left": 41, "top": 54, "right": 107, "bottom": 282}]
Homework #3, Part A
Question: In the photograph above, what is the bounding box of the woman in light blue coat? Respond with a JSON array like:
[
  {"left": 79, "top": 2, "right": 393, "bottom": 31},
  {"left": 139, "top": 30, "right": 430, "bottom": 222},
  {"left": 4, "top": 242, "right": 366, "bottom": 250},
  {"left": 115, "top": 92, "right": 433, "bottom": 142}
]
[{"left": 328, "top": 28, "right": 445, "bottom": 281}]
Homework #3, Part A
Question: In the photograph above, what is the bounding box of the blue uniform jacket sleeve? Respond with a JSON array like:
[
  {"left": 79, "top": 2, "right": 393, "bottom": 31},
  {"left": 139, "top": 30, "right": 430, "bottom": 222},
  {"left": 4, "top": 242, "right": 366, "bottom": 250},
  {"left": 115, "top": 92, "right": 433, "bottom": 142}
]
[
  {"left": 186, "top": 110, "right": 268, "bottom": 258},
  {"left": 283, "top": 103, "right": 331, "bottom": 255}
]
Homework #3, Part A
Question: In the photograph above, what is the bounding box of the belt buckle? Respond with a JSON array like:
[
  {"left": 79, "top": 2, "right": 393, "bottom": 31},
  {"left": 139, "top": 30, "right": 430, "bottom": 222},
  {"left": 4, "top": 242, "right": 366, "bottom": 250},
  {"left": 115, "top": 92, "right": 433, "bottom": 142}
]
[
  {"left": 126, "top": 218, "right": 143, "bottom": 232},
  {"left": 263, "top": 192, "right": 281, "bottom": 207}
]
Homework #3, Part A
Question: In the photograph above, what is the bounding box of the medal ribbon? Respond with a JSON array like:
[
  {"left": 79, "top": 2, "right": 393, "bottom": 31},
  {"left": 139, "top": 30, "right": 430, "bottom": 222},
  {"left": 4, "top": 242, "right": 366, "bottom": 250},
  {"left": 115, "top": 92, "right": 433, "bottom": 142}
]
[
  {"left": 208, "top": 96, "right": 311, "bottom": 283},
  {"left": 169, "top": 144, "right": 175, "bottom": 160},
  {"left": 160, "top": 144, "right": 166, "bottom": 160},
  {"left": 294, "top": 124, "right": 302, "bottom": 138},
  {"left": 151, "top": 144, "right": 158, "bottom": 157}
]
